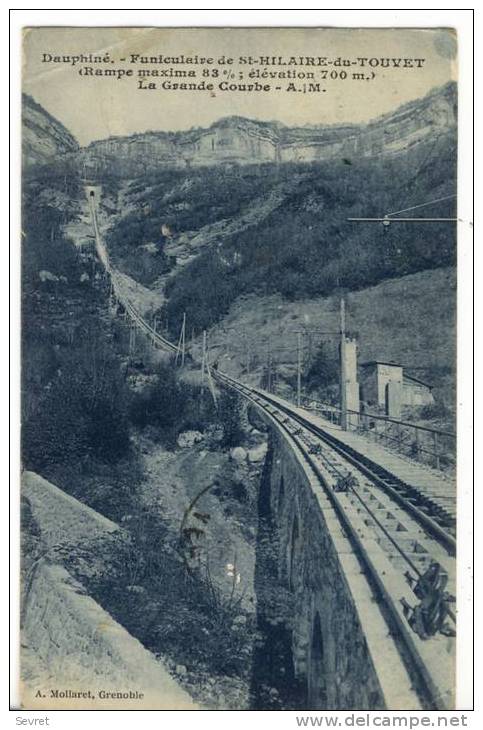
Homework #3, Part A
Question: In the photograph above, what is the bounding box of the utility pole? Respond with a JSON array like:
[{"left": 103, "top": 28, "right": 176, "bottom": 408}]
[
  {"left": 297, "top": 331, "right": 302, "bottom": 407},
  {"left": 181, "top": 313, "right": 186, "bottom": 366},
  {"left": 340, "top": 298, "right": 347, "bottom": 430},
  {"left": 200, "top": 330, "right": 217, "bottom": 406},
  {"left": 206, "top": 360, "right": 218, "bottom": 407},
  {"left": 201, "top": 330, "right": 207, "bottom": 387},
  {"left": 152, "top": 315, "right": 158, "bottom": 349},
  {"left": 176, "top": 312, "right": 186, "bottom": 367},
  {"left": 129, "top": 323, "right": 136, "bottom": 361},
  {"left": 244, "top": 331, "right": 251, "bottom": 377},
  {"left": 339, "top": 299, "right": 360, "bottom": 430},
  {"left": 108, "top": 279, "right": 114, "bottom": 309},
  {"left": 266, "top": 338, "right": 272, "bottom": 393}
]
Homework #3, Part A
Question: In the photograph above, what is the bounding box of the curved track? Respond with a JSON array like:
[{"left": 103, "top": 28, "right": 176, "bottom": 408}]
[
  {"left": 236, "top": 381, "right": 456, "bottom": 554},
  {"left": 87, "top": 187, "right": 456, "bottom": 710}
]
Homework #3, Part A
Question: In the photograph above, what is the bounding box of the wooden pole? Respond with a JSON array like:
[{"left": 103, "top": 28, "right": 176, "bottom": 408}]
[
  {"left": 129, "top": 324, "right": 136, "bottom": 361},
  {"left": 201, "top": 330, "right": 207, "bottom": 387},
  {"left": 198, "top": 330, "right": 217, "bottom": 407},
  {"left": 206, "top": 361, "right": 218, "bottom": 407},
  {"left": 151, "top": 316, "right": 158, "bottom": 348},
  {"left": 297, "top": 331, "right": 302, "bottom": 407},
  {"left": 181, "top": 312, "right": 186, "bottom": 367},
  {"left": 340, "top": 298, "right": 348, "bottom": 430},
  {"left": 433, "top": 431, "right": 440, "bottom": 470},
  {"left": 175, "top": 312, "right": 186, "bottom": 366},
  {"left": 267, "top": 338, "right": 272, "bottom": 393},
  {"left": 245, "top": 331, "right": 250, "bottom": 376}
]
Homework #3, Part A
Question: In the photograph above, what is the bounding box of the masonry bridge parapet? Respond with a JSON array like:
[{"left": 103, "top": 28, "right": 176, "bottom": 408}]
[
  {"left": 251, "top": 405, "right": 451, "bottom": 711},
  {"left": 84, "top": 186, "right": 455, "bottom": 712}
]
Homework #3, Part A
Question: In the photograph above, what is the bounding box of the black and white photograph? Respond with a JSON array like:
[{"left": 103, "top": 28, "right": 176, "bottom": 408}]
[{"left": 14, "top": 21, "right": 471, "bottom": 714}]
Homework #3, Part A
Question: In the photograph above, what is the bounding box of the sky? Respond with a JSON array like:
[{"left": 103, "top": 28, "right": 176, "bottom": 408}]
[{"left": 22, "top": 27, "right": 457, "bottom": 146}]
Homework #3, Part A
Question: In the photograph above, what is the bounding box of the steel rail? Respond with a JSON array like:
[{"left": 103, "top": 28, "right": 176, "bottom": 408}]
[
  {"left": 250, "top": 386, "right": 456, "bottom": 555},
  {"left": 88, "top": 194, "right": 456, "bottom": 556},
  {"left": 215, "top": 372, "right": 456, "bottom": 617},
  {"left": 87, "top": 190, "right": 455, "bottom": 709},
  {"left": 213, "top": 373, "right": 454, "bottom": 711},
  {"left": 88, "top": 196, "right": 178, "bottom": 354}
]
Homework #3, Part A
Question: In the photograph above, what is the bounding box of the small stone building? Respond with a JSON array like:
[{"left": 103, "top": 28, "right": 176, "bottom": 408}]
[
  {"left": 402, "top": 373, "right": 435, "bottom": 407},
  {"left": 359, "top": 361, "right": 434, "bottom": 416}
]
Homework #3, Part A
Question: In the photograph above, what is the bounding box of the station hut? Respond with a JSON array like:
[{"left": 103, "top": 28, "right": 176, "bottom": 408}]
[{"left": 359, "top": 360, "right": 434, "bottom": 418}]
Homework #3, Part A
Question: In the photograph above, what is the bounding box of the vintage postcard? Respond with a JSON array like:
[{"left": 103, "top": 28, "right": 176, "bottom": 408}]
[{"left": 20, "top": 26, "right": 459, "bottom": 710}]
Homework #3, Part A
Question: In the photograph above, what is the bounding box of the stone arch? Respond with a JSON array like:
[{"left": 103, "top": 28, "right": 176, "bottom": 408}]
[
  {"left": 288, "top": 512, "right": 301, "bottom": 591},
  {"left": 278, "top": 475, "right": 285, "bottom": 515},
  {"left": 307, "top": 612, "right": 328, "bottom": 709}
]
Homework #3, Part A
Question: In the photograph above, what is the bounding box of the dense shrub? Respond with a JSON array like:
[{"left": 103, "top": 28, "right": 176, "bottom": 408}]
[
  {"left": 129, "top": 363, "right": 245, "bottom": 449},
  {"left": 21, "top": 172, "right": 140, "bottom": 519},
  {"left": 419, "top": 401, "right": 451, "bottom": 421},
  {"left": 63, "top": 511, "right": 254, "bottom": 681},
  {"left": 22, "top": 345, "right": 131, "bottom": 471},
  {"left": 302, "top": 341, "right": 340, "bottom": 395},
  {"left": 129, "top": 363, "right": 188, "bottom": 447},
  {"left": 218, "top": 390, "right": 245, "bottom": 448}
]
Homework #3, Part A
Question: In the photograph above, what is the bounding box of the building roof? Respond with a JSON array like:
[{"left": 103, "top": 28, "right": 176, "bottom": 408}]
[
  {"left": 359, "top": 361, "right": 433, "bottom": 389},
  {"left": 360, "top": 360, "right": 402, "bottom": 368},
  {"left": 403, "top": 373, "right": 433, "bottom": 389}
]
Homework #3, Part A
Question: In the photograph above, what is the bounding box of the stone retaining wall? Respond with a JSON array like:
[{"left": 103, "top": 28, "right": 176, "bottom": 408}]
[{"left": 20, "top": 471, "right": 199, "bottom": 710}]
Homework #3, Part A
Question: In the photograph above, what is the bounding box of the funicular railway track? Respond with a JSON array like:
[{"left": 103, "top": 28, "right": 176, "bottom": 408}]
[
  {"left": 216, "top": 374, "right": 456, "bottom": 553},
  {"left": 87, "top": 187, "right": 456, "bottom": 709},
  {"left": 214, "top": 372, "right": 456, "bottom": 709},
  {"left": 246, "top": 387, "right": 455, "bottom": 549}
]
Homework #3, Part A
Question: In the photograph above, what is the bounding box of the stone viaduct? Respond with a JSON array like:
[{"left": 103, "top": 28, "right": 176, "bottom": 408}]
[{"left": 249, "top": 408, "right": 449, "bottom": 711}]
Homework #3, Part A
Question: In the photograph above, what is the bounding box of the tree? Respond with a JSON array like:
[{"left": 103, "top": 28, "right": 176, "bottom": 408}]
[
  {"left": 304, "top": 342, "right": 339, "bottom": 394},
  {"left": 219, "top": 390, "right": 244, "bottom": 448}
]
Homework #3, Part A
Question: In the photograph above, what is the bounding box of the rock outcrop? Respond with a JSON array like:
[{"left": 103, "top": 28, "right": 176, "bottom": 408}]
[
  {"left": 21, "top": 471, "right": 199, "bottom": 710},
  {"left": 80, "top": 82, "right": 456, "bottom": 173},
  {"left": 22, "top": 93, "right": 79, "bottom": 167},
  {"left": 22, "top": 81, "right": 456, "bottom": 173}
]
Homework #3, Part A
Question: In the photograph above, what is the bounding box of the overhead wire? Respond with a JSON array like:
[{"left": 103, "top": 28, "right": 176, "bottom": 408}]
[{"left": 385, "top": 194, "right": 457, "bottom": 218}]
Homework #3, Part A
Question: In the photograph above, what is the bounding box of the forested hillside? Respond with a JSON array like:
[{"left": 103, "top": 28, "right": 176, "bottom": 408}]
[
  {"left": 165, "top": 138, "right": 456, "bottom": 335},
  {"left": 103, "top": 132, "right": 456, "bottom": 338}
]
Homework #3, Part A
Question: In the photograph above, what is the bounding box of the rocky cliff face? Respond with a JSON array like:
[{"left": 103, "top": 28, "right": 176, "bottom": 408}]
[
  {"left": 22, "top": 82, "right": 456, "bottom": 173},
  {"left": 80, "top": 82, "right": 456, "bottom": 173},
  {"left": 22, "top": 94, "right": 79, "bottom": 167}
]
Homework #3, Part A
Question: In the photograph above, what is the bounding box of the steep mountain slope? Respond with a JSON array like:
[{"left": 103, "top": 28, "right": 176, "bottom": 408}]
[
  {"left": 22, "top": 94, "right": 79, "bottom": 167},
  {"left": 21, "top": 88, "right": 457, "bottom": 423},
  {"left": 103, "top": 166, "right": 313, "bottom": 290},
  {"left": 197, "top": 267, "right": 456, "bottom": 415},
  {"left": 22, "top": 82, "right": 456, "bottom": 175},
  {"left": 149, "top": 134, "right": 456, "bottom": 335},
  {"left": 80, "top": 82, "right": 456, "bottom": 174}
]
